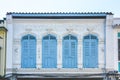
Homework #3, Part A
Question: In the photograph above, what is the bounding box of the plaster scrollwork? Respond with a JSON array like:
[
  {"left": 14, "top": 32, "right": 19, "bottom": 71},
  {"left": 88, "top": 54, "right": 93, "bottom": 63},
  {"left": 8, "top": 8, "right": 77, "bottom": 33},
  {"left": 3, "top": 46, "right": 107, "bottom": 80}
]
[
  {"left": 101, "top": 47, "right": 104, "bottom": 52},
  {"left": 14, "top": 48, "right": 18, "bottom": 53},
  {"left": 13, "top": 39, "right": 20, "bottom": 45},
  {"left": 86, "top": 28, "right": 94, "bottom": 33},
  {"left": 38, "top": 48, "right": 40, "bottom": 53},
  {"left": 66, "top": 28, "right": 74, "bottom": 33},
  {"left": 99, "top": 40, "right": 104, "bottom": 44},
  {"left": 37, "top": 39, "right": 41, "bottom": 45},
  {"left": 78, "top": 40, "right": 82, "bottom": 45},
  {"left": 37, "top": 48, "right": 40, "bottom": 59},
  {"left": 62, "top": 28, "right": 78, "bottom": 39},
  {"left": 25, "top": 28, "right": 32, "bottom": 32},
  {"left": 42, "top": 28, "right": 57, "bottom": 38},
  {"left": 14, "top": 47, "right": 19, "bottom": 55},
  {"left": 46, "top": 28, "right": 53, "bottom": 34}
]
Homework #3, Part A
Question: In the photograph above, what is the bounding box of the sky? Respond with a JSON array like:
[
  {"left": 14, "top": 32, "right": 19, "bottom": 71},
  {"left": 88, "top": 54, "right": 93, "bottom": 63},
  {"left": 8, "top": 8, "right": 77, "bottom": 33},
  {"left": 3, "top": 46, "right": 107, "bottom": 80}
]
[{"left": 0, "top": 0, "right": 120, "bottom": 19}]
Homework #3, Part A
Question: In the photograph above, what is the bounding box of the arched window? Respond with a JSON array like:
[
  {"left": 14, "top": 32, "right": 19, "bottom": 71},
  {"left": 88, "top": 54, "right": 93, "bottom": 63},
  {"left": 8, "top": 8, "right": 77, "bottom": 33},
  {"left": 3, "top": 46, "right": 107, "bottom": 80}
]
[
  {"left": 42, "top": 34, "right": 57, "bottom": 68},
  {"left": 21, "top": 34, "right": 36, "bottom": 68},
  {"left": 83, "top": 34, "right": 98, "bottom": 68},
  {"left": 62, "top": 34, "right": 77, "bottom": 68}
]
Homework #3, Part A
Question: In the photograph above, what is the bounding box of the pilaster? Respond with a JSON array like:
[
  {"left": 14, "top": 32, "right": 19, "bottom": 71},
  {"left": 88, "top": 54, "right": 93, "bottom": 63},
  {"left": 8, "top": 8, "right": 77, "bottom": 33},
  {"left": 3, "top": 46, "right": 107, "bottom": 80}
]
[
  {"left": 6, "top": 14, "right": 13, "bottom": 74},
  {"left": 57, "top": 36, "right": 62, "bottom": 68}
]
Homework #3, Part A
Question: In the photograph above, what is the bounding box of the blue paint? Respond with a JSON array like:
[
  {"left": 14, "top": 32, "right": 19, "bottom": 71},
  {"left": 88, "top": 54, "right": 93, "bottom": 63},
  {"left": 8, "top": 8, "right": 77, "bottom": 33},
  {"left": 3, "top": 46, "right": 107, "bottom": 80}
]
[
  {"left": 42, "top": 34, "right": 57, "bottom": 68},
  {"left": 10, "top": 12, "right": 108, "bottom": 17},
  {"left": 62, "top": 35, "right": 77, "bottom": 68},
  {"left": 83, "top": 34, "right": 98, "bottom": 68},
  {"left": 118, "top": 33, "right": 120, "bottom": 72},
  {"left": 21, "top": 34, "right": 36, "bottom": 68},
  {"left": 118, "top": 33, "right": 120, "bottom": 37},
  {"left": 118, "top": 62, "right": 120, "bottom": 72}
]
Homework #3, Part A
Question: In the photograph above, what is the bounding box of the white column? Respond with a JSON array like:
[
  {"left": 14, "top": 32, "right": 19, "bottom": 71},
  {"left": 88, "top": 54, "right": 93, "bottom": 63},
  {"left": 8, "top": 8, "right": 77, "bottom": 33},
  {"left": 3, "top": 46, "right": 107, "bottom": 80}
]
[
  {"left": 6, "top": 15, "right": 13, "bottom": 74},
  {"left": 37, "top": 39, "right": 42, "bottom": 68},
  {"left": 106, "top": 15, "right": 114, "bottom": 69},
  {"left": 78, "top": 39, "right": 82, "bottom": 68},
  {"left": 57, "top": 37, "right": 62, "bottom": 68}
]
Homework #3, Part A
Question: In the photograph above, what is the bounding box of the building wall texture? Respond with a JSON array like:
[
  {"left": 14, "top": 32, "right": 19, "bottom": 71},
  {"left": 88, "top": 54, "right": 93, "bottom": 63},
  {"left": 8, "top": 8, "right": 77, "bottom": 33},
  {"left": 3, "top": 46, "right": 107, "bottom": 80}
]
[{"left": 4, "top": 12, "right": 118, "bottom": 80}]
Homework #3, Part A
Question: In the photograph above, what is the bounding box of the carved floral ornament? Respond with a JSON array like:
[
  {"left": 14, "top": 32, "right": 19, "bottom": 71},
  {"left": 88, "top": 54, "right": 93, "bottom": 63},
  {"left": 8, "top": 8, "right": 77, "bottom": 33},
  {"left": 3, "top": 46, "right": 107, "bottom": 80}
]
[
  {"left": 46, "top": 28, "right": 53, "bottom": 34},
  {"left": 25, "top": 28, "right": 32, "bottom": 32},
  {"left": 87, "top": 28, "right": 94, "bottom": 32},
  {"left": 66, "top": 28, "right": 73, "bottom": 33}
]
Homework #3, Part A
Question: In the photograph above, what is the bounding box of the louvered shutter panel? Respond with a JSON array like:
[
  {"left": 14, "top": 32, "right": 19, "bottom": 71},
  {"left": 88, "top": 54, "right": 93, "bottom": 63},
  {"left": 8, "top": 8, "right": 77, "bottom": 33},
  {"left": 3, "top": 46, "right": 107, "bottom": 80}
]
[
  {"left": 63, "top": 40, "right": 69, "bottom": 68},
  {"left": 42, "top": 35, "right": 57, "bottom": 68},
  {"left": 49, "top": 40, "right": 57, "bottom": 68},
  {"left": 29, "top": 39, "right": 36, "bottom": 68},
  {"left": 90, "top": 39, "right": 98, "bottom": 68},
  {"left": 21, "top": 35, "right": 36, "bottom": 68},
  {"left": 83, "top": 35, "right": 98, "bottom": 68},
  {"left": 70, "top": 40, "right": 77, "bottom": 68},
  {"left": 63, "top": 35, "right": 77, "bottom": 68},
  {"left": 83, "top": 40, "right": 90, "bottom": 68},
  {"left": 42, "top": 40, "right": 49, "bottom": 68},
  {"left": 22, "top": 40, "right": 29, "bottom": 68}
]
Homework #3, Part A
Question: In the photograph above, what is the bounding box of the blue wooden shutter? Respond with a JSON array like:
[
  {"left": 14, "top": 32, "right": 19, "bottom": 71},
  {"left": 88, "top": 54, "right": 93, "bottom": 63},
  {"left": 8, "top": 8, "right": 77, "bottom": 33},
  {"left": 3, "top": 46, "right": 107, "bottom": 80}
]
[
  {"left": 21, "top": 39, "right": 29, "bottom": 68},
  {"left": 70, "top": 40, "right": 77, "bottom": 68},
  {"left": 91, "top": 39, "right": 98, "bottom": 67},
  {"left": 83, "top": 35, "right": 98, "bottom": 68},
  {"left": 83, "top": 40, "right": 90, "bottom": 68},
  {"left": 49, "top": 40, "right": 57, "bottom": 67},
  {"left": 42, "top": 40, "right": 49, "bottom": 68},
  {"left": 119, "top": 62, "right": 120, "bottom": 72},
  {"left": 62, "top": 35, "right": 77, "bottom": 68},
  {"left": 63, "top": 40, "right": 70, "bottom": 68},
  {"left": 29, "top": 37, "right": 36, "bottom": 68},
  {"left": 21, "top": 34, "right": 36, "bottom": 68},
  {"left": 42, "top": 35, "right": 57, "bottom": 68}
]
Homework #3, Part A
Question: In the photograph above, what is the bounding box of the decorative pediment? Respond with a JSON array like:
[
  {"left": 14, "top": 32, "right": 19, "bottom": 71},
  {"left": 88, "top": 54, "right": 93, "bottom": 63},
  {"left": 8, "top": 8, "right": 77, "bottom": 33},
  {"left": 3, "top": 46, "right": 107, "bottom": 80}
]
[
  {"left": 86, "top": 28, "right": 94, "bottom": 32},
  {"left": 25, "top": 28, "right": 32, "bottom": 32},
  {"left": 46, "top": 28, "right": 53, "bottom": 34},
  {"left": 66, "top": 28, "right": 73, "bottom": 33}
]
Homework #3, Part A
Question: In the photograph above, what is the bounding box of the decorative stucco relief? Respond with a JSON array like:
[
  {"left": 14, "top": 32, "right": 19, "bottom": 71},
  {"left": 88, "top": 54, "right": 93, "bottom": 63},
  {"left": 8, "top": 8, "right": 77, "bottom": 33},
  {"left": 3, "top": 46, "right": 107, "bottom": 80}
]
[
  {"left": 13, "top": 39, "right": 20, "bottom": 45},
  {"left": 46, "top": 28, "right": 53, "bottom": 34},
  {"left": 25, "top": 28, "right": 32, "bottom": 32}
]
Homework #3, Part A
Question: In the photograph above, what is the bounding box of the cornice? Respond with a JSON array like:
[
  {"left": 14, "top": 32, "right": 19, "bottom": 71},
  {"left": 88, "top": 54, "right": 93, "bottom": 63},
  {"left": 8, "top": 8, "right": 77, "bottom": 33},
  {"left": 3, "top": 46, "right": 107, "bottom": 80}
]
[{"left": 6, "top": 12, "right": 113, "bottom": 19}]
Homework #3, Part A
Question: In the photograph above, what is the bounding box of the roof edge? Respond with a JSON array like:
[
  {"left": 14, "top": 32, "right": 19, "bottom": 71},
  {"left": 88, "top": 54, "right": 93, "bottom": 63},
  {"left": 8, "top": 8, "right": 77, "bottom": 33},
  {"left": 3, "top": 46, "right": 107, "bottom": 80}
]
[{"left": 6, "top": 12, "right": 113, "bottom": 15}]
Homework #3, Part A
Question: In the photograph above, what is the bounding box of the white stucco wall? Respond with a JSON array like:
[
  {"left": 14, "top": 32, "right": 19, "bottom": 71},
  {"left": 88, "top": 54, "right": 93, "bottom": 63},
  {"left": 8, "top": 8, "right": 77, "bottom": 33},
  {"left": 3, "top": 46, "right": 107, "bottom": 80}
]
[
  {"left": 6, "top": 14, "right": 116, "bottom": 74},
  {"left": 113, "top": 18, "right": 120, "bottom": 72},
  {"left": 6, "top": 15, "right": 13, "bottom": 74},
  {"left": 106, "top": 15, "right": 114, "bottom": 69}
]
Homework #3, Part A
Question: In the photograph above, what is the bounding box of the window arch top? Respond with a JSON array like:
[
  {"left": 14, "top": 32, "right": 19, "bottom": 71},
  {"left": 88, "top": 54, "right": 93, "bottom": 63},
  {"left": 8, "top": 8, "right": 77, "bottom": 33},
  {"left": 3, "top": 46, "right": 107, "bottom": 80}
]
[
  {"left": 22, "top": 34, "right": 36, "bottom": 40},
  {"left": 63, "top": 34, "right": 77, "bottom": 40},
  {"left": 84, "top": 34, "right": 98, "bottom": 40},
  {"left": 43, "top": 34, "right": 56, "bottom": 40}
]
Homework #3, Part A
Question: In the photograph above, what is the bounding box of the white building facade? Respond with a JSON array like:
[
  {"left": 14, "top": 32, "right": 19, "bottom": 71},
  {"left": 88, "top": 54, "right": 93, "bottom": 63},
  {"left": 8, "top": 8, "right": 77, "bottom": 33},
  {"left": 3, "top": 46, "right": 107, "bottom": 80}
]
[
  {"left": 113, "top": 18, "right": 120, "bottom": 76},
  {"left": 5, "top": 12, "right": 117, "bottom": 80}
]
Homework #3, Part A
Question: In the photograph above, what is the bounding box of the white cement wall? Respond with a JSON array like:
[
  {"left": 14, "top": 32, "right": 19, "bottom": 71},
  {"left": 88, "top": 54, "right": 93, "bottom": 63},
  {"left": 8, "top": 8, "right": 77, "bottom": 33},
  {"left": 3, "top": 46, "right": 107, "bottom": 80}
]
[{"left": 6, "top": 15, "right": 116, "bottom": 74}]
